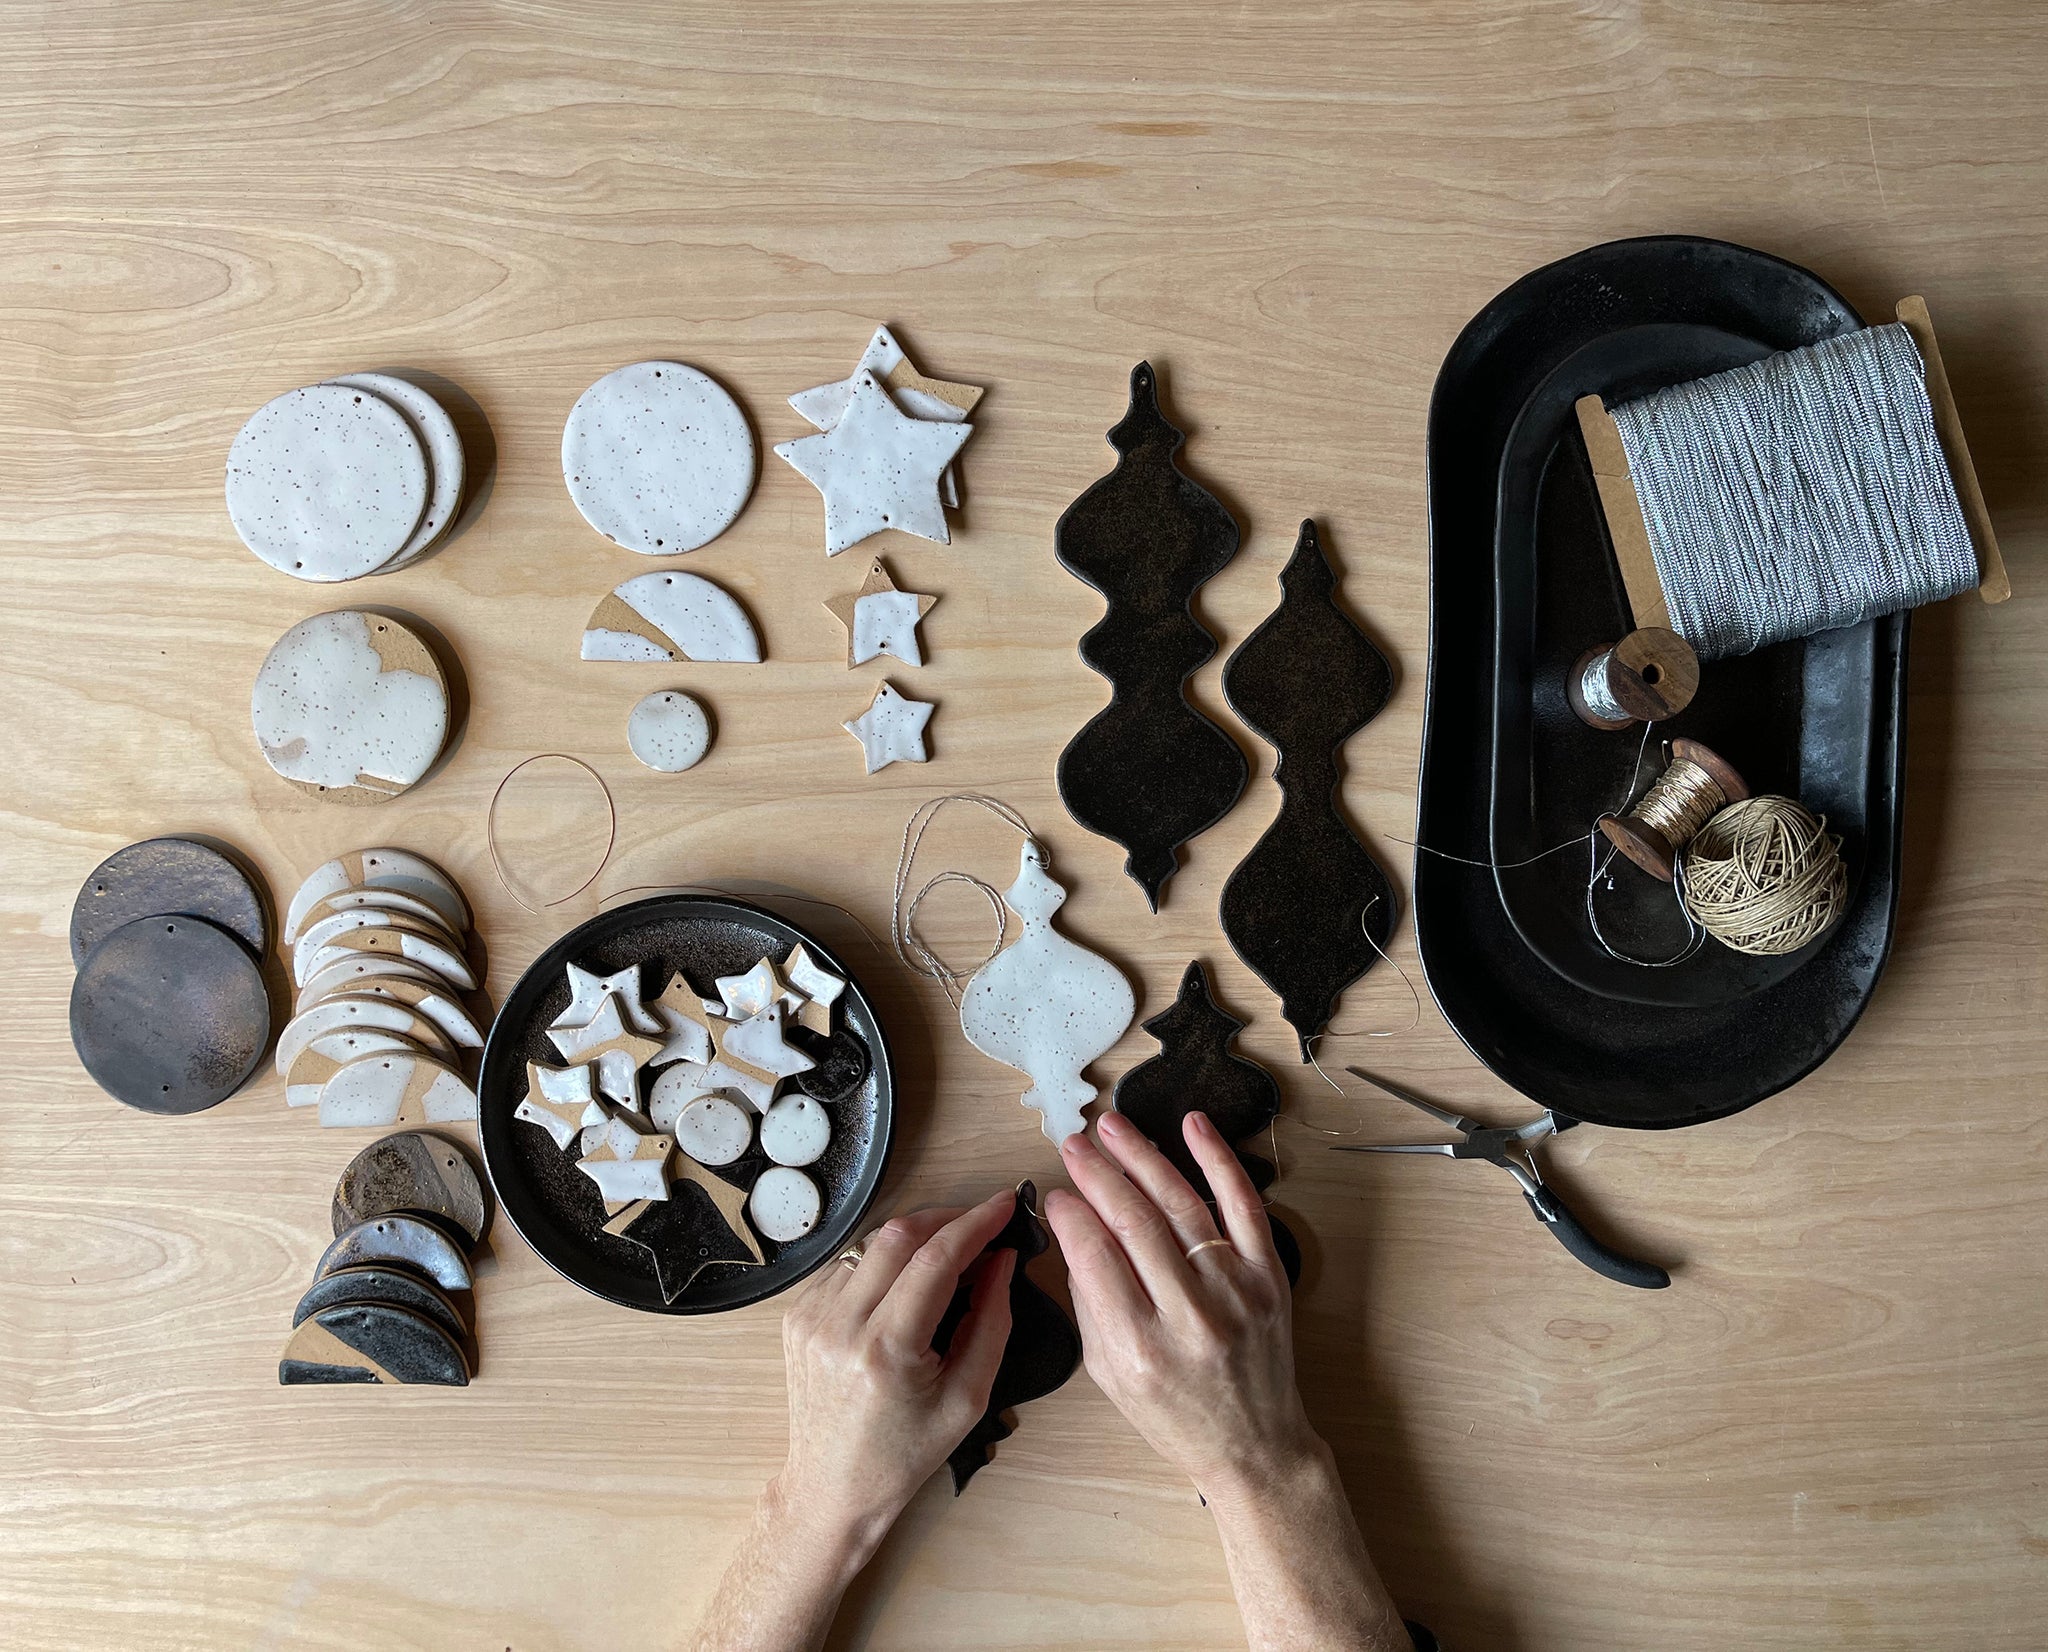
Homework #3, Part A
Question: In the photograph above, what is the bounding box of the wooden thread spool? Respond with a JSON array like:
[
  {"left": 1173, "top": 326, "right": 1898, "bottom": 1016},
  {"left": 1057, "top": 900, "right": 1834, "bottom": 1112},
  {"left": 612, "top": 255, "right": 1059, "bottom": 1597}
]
[
  {"left": 1599, "top": 738, "right": 1747, "bottom": 882},
  {"left": 1567, "top": 627, "right": 1700, "bottom": 729}
]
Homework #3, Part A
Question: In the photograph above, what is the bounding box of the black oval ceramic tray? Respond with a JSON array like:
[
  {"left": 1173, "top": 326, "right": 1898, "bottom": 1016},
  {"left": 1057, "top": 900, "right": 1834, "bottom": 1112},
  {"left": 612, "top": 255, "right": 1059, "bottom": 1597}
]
[
  {"left": 1419, "top": 235, "right": 1904, "bottom": 1129},
  {"left": 479, "top": 895, "right": 893, "bottom": 1313}
]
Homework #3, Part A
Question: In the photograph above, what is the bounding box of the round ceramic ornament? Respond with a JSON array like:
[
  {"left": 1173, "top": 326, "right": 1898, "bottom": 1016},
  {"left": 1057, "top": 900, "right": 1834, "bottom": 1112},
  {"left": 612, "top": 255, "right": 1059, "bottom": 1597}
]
[
  {"left": 627, "top": 690, "right": 713, "bottom": 772},
  {"left": 226, "top": 383, "right": 429, "bottom": 581},
  {"left": 252, "top": 610, "right": 449, "bottom": 803},
  {"left": 69, "top": 836, "right": 268, "bottom": 967},
  {"left": 324, "top": 372, "right": 467, "bottom": 572},
  {"left": 562, "top": 361, "right": 755, "bottom": 554}
]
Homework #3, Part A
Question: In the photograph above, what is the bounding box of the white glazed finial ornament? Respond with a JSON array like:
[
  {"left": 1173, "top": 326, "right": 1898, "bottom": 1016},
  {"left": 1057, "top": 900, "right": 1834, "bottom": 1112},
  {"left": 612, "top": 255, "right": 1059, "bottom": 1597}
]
[{"left": 960, "top": 841, "right": 1135, "bottom": 1144}]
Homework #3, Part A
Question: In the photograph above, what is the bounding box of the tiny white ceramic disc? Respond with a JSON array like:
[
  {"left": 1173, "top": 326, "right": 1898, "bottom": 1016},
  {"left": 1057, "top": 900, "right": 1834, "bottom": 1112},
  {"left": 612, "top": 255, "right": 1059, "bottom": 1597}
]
[
  {"left": 748, "top": 1165, "right": 822, "bottom": 1243},
  {"left": 672, "top": 1093, "right": 754, "bottom": 1167},
  {"left": 758, "top": 1094, "right": 831, "bottom": 1167},
  {"left": 562, "top": 361, "right": 755, "bottom": 554},
  {"left": 226, "top": 383, "right": 429, "bottom": 581},
  {"left": 325, "top": 372, "right": 466, "bottom": 571},
  {"left": 627, "top": 690, "right": 712, "bottom": 772},
  {"left": 252, "top": 611, "right": 449, "bottom": 801}
]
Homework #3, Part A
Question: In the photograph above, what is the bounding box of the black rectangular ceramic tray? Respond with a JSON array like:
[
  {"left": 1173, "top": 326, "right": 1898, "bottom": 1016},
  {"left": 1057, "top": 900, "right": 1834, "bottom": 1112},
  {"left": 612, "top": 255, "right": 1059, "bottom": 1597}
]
[{"left": 1418, "top": 235, "right": 1904, "bottom": 1129}]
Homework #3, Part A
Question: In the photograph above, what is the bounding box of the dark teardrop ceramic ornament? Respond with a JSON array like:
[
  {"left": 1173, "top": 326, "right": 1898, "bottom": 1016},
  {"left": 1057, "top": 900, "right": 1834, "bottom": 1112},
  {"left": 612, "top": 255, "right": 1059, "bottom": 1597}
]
[
  {"left": 1220, "top": 520, "right": 1395, "bottom": 1057},
  {"left": 1056, "top": 362, "right": 1248, "bottom": 909},
  {"left": 933, "top": 1181, "right": 1081, "bottom": 1492},
  {"left": 1112, "top": 961, "right": 1301, "bottom": 1286}
]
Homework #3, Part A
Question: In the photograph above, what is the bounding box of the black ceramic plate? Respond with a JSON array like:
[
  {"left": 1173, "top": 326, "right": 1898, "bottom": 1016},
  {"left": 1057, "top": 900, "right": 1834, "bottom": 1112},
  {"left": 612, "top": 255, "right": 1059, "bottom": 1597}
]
[
  {"left": 1419, "top": 235, "right": 1903, "bottom": 1129},
  {"left": 478, "top": 896, "right": 893, "bottom": 1314}
]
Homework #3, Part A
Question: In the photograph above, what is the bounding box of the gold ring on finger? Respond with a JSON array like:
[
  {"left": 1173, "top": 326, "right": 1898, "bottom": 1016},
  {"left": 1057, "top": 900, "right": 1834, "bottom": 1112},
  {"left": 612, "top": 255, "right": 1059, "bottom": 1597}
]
[
  {"left": 837, "top": 1238, "right": 867, "bottom": 1270},
  {"left": 1184, "top": 1238, "right": 1235, "bottom": 1264}
]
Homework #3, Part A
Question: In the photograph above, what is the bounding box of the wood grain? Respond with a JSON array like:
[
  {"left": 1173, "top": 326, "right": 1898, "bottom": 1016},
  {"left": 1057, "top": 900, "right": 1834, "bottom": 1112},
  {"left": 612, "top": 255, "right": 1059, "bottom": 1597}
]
[{"left": 3, "top": 3, "right": 2045, "bottom": 1647}]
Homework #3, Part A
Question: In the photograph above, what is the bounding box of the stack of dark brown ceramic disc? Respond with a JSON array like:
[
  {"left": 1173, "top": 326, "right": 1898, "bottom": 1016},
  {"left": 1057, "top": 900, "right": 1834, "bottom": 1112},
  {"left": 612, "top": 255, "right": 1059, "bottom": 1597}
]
[
  {"left": 67, "top": 837, "right": 273, "bottom": 1115},
  {"left": 279, "top": 1130, "right": 490, "bottom": 1387}
]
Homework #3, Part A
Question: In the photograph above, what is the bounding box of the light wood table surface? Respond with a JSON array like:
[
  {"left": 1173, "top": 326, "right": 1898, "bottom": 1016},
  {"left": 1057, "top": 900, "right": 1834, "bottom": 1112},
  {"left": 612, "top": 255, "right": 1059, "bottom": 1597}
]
[{"left": 3, "top": 3, "right": 2043, "bottom": 1647}]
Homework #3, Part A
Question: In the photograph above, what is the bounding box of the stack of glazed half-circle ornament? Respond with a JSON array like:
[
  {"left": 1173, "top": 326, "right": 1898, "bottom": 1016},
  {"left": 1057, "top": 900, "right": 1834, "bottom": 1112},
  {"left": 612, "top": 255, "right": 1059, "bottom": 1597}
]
[
  {"left": 274, "top": 849, "right": 488, "bottom": 1130},
  {"left": 225, "top": 373, "right": 470, "bottom": 580}
]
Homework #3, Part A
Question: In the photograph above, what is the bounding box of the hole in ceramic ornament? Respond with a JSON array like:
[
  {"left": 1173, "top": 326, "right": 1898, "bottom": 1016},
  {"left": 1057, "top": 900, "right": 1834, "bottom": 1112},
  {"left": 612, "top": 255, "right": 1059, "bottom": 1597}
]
[{"left": 490, "top": 753, "right": 615, "bottom": 911}]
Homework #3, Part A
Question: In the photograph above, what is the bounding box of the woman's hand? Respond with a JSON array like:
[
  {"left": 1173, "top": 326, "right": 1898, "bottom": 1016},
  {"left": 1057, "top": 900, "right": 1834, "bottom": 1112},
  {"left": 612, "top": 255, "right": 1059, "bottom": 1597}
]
[
  {"left": 1046, "top": 1110, "right": 1317, "bottom": 1496},
  {"left": 772, "top": 1190, "right": 1018, "bottom": 1553}
]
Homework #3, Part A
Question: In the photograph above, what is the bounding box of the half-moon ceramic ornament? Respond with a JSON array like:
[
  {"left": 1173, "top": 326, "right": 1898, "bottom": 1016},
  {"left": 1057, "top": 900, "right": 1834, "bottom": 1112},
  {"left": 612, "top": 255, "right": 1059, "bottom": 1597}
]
[
  {"left": 299, "top": 925, "right": 477, "bottom": 993},
  {"left": 960, "top": 843, "right": 1136, "bottom": 1143},
  {"left": 226, "top": 383, "right": 428, "bottom": 582},
  {"left": 317, "top": 1050, "right": 478, "bottom": 1128},
  {"left": 69, "top": 914, "right": 270, "bottom": 1115},
  {"left": 325, "top": 372, "right": 466, "bottom": 570},
  {"left": 278, "top": 1301, "right": 468, "bottom": 1386},
  {"left": 303, "top": 972, "right": 482, "bottom": 1050},
  {"left": 296, "top": 886, "right": 458, "bottom": 941},
  {"left": 293, "top": 906, "right": 461, "bottom": 976},
  {"left": 316, "top": 1213, "right": 474, "bottom": 1294},
  {"left": 788, "top": 323, "right": 982, "bottom": 509},
  {"left": 284, "top": 1028, "right": 431, "bottom": 1107},
  {"left": 252, "top": 610, "right": 449, "bottom": 803},
  {"left": 627, "top": 689, "right": 713, "bottom": 772},
  {"left": 562, "top": 361, "right": 755, "bottom": 554},
  {"left": 1055, "top": 363, "right": 1248, "bottom": 911},
  {"left": 330, "top": 1130, "right": 489, "bottom": 1247},
  {"left": 581, "top": 570, "right": 763, "bottom": 663},
  {"left": 774, "top": 370, "right": 972, "bottom": 555},
  {"left": 69, "top": 836, "right": 269, "bottom": 967},
  {"left": 1219, "top": 520, "right": 1394, "bottom": 1057},
  {"left": 285, "top": 849, "right": 469, "bottom": 944},
  {"left": 932, "top": 1182, "right": 1080, "bottom": 1493},
  {"left": 275, "top": 994, "right": 456, "bottom": 1075},
  {"left": 296, "top": 953, "right": 448, "bottom": 1007},
  {"left": 291, "top": 1265, "right": 470, "bottom": 1360}
]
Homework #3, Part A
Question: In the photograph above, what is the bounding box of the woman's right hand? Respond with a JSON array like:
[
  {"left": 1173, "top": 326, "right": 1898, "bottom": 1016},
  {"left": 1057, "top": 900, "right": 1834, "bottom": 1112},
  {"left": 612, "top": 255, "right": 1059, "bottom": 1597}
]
[{"left": 1044, "top": 1109, "right": 1322, "bottom": 1498}]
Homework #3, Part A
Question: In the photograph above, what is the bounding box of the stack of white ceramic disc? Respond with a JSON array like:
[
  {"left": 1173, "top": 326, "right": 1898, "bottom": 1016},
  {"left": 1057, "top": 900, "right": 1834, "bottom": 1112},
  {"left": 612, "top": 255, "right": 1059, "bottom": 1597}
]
[
  {"left": 226, "top": 374, "right": 468, "bottom": 580},
  {"left": 275, "top": 849, "right": 487, "bottom": 1129}
]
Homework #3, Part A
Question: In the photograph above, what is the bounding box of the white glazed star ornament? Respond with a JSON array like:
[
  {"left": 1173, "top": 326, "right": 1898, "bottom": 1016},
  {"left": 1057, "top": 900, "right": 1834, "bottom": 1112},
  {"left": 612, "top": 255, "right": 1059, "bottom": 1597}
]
[
  {"left": 774, "top": 371, "right": 972, "bottom": 555},
  {"left": 843, "top": 681, "right": 934, "bottom": 773}
]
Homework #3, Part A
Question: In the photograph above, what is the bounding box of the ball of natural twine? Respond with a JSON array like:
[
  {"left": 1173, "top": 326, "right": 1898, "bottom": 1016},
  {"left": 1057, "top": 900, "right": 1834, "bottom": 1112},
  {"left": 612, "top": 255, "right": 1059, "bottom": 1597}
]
[{"left": 1680, "top": 796, "right": 1846, "bottom": 956}]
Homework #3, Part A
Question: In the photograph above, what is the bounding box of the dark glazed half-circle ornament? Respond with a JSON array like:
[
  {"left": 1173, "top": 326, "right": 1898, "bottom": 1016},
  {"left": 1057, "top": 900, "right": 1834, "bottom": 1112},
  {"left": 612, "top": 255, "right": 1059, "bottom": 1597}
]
[
  {"left": 1220, "top": 520, "right": 1395, "bottom": 1057},
  {"left": 1055, "top": 362, "right": 1248, "bottom": 910}
]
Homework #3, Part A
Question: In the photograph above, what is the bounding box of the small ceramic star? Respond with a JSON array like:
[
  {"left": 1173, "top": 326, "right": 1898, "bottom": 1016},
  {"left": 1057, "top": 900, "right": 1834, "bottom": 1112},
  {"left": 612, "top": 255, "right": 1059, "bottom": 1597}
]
[
  {"left": 551, "top": 964, "right": 661, "bottom": 1036},
  {"left": 577, "top": 1119, "right": 673, "bottom": 1212},
  {"left": 664, "top": 1054, "right": 779, "bottom": 1113},
  {"left": 788, "top": 325, "right": 982, "bottom": 510},
  {"left": 716, "top": 958, "right": 802, "bottom": 1021},
  {"left": 720, "top": 1003, "right": 817, "bottom": 1080},
  {"left": 514, "top": 1060, "right": 608, "bottom": 1149},
  {"left": 825, "top": 558, "right": 937, "bottom": 669},
  {"left": 774, "top": 371, "right": 972, "bottom": 555},
  {"left": 843, "top": 681, "right": 934, "bottom": 773},
  {"left": 648, "top": 1003, "right": 713, "bottom": 1068},
  {"left": 548, "top": 995, "right": 665, "bottom": 1108},
  {"left": 784, "top": 943, "right": 845, "bottom": 1036}
]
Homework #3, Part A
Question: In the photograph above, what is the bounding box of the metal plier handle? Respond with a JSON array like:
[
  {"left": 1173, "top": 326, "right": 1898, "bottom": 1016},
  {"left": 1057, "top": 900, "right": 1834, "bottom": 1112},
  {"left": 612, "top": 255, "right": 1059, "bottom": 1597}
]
[{"left": 1332, "top": 1069, "right": 1670, "bottom": 1289}]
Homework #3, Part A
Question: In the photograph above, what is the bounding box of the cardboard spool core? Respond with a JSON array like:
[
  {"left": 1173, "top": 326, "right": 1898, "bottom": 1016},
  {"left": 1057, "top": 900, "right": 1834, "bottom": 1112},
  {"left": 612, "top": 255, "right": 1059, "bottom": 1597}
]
[
  {"left": 1601, "top": 738, "right": 1749, "bottom": 882},
  {"left": 1576, "top": 296, "right": 2012, "bottom": 639}
]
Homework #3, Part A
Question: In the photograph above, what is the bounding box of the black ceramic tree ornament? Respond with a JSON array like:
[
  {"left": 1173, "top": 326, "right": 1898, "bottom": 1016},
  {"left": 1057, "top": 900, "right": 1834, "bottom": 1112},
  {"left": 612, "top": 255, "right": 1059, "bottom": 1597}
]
[
  {"left": 1219, "top": 520, "right": 1395, "bottom": 1058},
  {"left": 1113, "top": 961, "right": 1301, "bottom": 1286},
  {"left": 1055, "top": 362, "right": 1248, "bottom": 910},
  {"left": 932, "top": 1181, "right": 1080, "bottom": 1493}
]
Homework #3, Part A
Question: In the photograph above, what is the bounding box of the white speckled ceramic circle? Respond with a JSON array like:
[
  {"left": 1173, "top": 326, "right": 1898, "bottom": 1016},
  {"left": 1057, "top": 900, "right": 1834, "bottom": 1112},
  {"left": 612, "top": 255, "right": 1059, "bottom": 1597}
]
[
  {"left": 252, "top": 610, "right": 449, "bottom": 802},
  {"left": 562, "top": 361, "right": 754, "bottom": 554},
  {"left": 226, "top": 384, "right": 429, "bottom": 581},
  {"left": 626, "top": 690, "right": 713, "bottom": 772},
  {"left": 325, "top": 373, "right": 466, "bottom": 572}
]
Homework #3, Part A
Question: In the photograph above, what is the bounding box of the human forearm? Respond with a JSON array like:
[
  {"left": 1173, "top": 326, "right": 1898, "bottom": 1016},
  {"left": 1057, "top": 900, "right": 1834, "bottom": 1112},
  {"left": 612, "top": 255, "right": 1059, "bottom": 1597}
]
[
  {"left": 683, "top": 1477, "right": 884, "bottom": 1652},
  {"left": 1205, "top": 1436, "right": 1410, "bottom": 1652}
]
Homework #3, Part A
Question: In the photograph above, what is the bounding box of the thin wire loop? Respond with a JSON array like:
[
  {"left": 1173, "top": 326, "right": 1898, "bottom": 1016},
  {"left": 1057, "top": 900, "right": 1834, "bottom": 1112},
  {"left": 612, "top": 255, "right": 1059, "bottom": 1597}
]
[{"left": 486, "top": 754, "right": 618, "bottom": 916}]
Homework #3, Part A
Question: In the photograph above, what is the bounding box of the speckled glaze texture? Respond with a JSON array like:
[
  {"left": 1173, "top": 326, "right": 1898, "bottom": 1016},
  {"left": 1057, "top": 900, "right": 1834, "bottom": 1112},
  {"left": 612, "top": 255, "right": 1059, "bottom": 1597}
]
[
  {"left": 959, "top": 843, "right": 1136, "bottom": 1143},
  {"left": 285, "top": 848, "right": 467, "bottom": 943},
  {"left": 842, "top": 680, "right": 933, "bottom": 772},
  {"left": 1056, "top": 362, "right": 1249, "bottom": 909},
  {"left": 582, "top": 570, "right": 762, "bottom": 663},
  {"left": 326, "top": 372, "right": 466, "bottom": 569},
  {"left": 251, "top": 610, "right": 449, "bottom": 796},
  {"left": 774, "top": 370, "right": 972, "bottom": 554},
  {"left": 226, "top": 383, "right": 428, "bottom": 581},
  {"left": 931, "top": 1181, "right": 1080, "bottom": 1492},
  {"left": 562, "top": 361, "right": 755, "bottom": 554},
  {"left": 788, "top": 324, "right": 981, "bottom": 508},
  {"left": 1219, "top": 520, "right": 1395, "bottom": 1058},
  {"left": 626, "top": 689, "right": 713, "bottom": 771}
]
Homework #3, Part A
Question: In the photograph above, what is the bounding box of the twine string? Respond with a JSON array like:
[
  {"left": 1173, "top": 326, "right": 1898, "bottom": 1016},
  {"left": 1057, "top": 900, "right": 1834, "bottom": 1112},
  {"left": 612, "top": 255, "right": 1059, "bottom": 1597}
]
[{"left": 890, "top": 793, "right": 1039, "bottom": 1006}]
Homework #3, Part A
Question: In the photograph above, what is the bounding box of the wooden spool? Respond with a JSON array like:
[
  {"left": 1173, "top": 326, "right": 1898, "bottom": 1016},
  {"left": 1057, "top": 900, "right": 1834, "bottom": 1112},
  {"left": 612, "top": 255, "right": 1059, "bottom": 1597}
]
[
  {"left": 1599, "top": 738, "right": 1748, "bottom": 882},
  {"left": 1567, "top": 627, "right": 1700, "bottom": 729}
]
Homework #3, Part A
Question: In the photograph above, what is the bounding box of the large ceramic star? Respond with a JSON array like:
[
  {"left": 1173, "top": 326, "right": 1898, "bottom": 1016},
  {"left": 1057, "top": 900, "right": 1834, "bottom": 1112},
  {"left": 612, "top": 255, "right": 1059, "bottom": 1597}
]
[
  {"left": 548, "top": 994, "right": 665, "bottom": 1108},
  {"left": 606, "top": 1159, "right": 764, "bottom": 1302},
  {"left": 513, "top": 1060, "right": 608, "bottom": 1149},
  {"left": 551, "top": 963, "right": 661, "bottom": 1035},
  {"left": 715, "top": 957, "right": 802, "bottom": 1021},
  {"left": 577, "top": 1117, "right": 673, "bottom": 1213},
  {"left": 720, "top": 1003, "right": 817, "bottom": 1080},
  {"left": 787, "top": 325, "right": 983, "bottom": 510},
  {"left": 843, "top": 680, "right": 934, "bottom": 773},
  {"left": 825, "top": 557, "right": 937, "bottom": 669},
  {"left": 774, "top": 371, "right": 972, "bottom": 555}
]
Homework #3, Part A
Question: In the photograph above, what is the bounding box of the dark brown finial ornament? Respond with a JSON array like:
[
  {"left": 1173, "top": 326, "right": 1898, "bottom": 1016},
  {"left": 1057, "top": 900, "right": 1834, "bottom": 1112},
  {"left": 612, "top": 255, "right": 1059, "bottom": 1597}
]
[
  {"left": 1055, "top": 362, "right": 1248, "bottom": 909},
  {"left": 1219, "top": 520, "right": 1395, "bottom": 1058}
]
